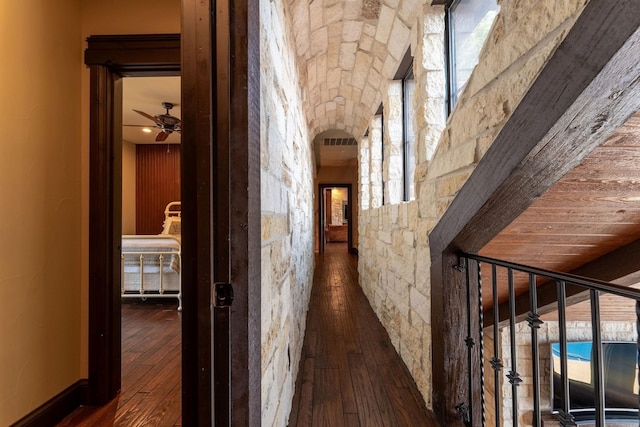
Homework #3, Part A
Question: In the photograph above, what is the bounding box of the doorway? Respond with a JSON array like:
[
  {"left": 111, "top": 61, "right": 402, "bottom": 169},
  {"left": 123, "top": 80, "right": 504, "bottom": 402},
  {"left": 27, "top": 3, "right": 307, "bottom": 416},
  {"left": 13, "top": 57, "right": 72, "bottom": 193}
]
[
  {"left": 85, "top": 21, "right": 262, "bottom": 423},
  {"left": 318, "top": 183, "right": 353, "bottom": 253},
  {"left": 83, "top": 33, "right": 208, "bottom": 417},
  {"left": 119, "top": 75, "right": 183, "bottom": 421}
]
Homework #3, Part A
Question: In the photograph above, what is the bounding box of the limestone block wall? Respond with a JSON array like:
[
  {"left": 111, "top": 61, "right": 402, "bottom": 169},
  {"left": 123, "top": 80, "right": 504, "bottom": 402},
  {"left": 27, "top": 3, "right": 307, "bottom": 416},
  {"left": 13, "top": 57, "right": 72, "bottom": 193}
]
[
  {"left": 358, "top": 0, "right": 590, "bottom": 409},
  {"left": 487, "top": 320, "right": 637, "bottom": 425},
  {"left": 260, "top": 0, "right": 315, "bottom": 424}
]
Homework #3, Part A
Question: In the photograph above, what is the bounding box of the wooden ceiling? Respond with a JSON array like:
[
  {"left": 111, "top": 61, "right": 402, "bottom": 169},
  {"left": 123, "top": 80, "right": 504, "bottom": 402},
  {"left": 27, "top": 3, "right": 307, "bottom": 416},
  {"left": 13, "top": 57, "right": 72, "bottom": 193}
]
[{"left": 479, "top": 111, "right": 640, "bottom": 313}]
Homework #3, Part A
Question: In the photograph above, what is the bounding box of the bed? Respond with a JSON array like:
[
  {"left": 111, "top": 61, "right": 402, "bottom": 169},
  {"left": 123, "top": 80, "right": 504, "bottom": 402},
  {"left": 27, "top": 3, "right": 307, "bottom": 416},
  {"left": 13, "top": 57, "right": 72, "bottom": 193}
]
[
  {"left": 162, "top": 201, "right": 181, "bottom": 237},
  {"left": 121, "top": 201, "right": 182, "bottom": 310}
]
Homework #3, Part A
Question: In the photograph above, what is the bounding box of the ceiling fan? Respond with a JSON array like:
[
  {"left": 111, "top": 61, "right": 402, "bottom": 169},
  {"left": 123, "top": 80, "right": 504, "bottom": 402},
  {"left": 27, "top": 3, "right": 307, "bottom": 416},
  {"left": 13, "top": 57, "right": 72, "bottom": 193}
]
[{"left": 130, "top": 101, "right": 182, "bottom": 142}]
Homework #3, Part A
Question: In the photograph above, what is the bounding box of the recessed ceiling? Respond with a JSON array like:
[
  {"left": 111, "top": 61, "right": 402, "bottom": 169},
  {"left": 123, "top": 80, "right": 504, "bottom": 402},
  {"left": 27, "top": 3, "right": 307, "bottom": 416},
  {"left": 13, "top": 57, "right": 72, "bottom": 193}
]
[
  {"left": 314, "top": 129, "right": 358, "bottom": 167},
  {"left": 122, "top": 76, "right": 181, "bottom": 144}
]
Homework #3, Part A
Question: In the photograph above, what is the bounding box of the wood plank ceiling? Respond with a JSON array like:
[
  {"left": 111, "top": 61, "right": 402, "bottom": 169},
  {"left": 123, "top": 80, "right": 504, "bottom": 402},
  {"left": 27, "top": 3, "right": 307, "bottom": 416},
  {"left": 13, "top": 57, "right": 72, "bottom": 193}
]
[{"left": 478, "top": 110, "right": 640, "bottom": 314}]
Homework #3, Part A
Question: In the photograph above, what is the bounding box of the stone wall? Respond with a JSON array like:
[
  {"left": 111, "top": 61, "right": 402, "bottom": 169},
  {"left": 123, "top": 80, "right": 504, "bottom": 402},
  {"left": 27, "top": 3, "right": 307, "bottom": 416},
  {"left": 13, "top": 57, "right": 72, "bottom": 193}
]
[
  {"left": 260, "top": 0, "right": 315, "bottom": 423},
  {"left": 358, "top": 0, "right": 590, "bottom": 409}
]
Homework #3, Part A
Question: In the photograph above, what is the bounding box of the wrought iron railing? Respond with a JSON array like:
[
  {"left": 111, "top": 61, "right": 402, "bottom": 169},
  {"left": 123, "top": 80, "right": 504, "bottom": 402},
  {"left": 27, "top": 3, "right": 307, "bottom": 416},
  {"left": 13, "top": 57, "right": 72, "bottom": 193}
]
[{"left": 459, "top": 253, "right": 640, "bottom": 427}]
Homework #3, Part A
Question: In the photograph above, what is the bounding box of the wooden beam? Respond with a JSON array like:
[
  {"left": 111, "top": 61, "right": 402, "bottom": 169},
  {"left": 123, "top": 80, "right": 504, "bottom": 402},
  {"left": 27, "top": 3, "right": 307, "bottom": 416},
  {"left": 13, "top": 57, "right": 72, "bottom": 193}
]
[
  {"left": 84, "top": 34, "right": 180, "bottom": 76},
  {"left": 430, "top": 1, "right": 640, "bottom": 424},
  {"left": 181, "top": 0, "right": 214, "bottom": 423},
  {"left": 225, "top": 0, "right": 262, "bottom": 422},
  {"left": 430, "top": 1, "right": 640, "bottom": 258}
]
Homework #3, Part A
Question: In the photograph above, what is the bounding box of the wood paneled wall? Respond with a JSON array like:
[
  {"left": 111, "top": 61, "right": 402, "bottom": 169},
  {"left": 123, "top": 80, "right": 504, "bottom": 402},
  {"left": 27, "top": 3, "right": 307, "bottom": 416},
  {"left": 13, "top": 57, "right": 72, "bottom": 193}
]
[{"left": 136, "top": 144, "right": 181, "bottom": 234}]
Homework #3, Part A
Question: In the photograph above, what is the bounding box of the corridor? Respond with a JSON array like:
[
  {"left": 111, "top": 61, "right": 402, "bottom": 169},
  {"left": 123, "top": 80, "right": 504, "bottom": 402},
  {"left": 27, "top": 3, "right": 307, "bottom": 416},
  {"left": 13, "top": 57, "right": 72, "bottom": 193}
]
[{"left": 288, "top": 243, "right": 439, "bottom": 426}]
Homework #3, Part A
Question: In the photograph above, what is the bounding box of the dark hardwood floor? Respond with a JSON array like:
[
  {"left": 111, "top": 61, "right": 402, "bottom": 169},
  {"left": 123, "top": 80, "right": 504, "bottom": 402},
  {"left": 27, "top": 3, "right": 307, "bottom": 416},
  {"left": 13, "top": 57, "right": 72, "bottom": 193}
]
[
  {"left": 59, "top": 243, "right": 438, "bottom": 426},
  {"left": 57, "top": 300, "right": 182, "bottom": 427},
  {"left": 288, "top": 242, "right": 439, "bottom": 427}
]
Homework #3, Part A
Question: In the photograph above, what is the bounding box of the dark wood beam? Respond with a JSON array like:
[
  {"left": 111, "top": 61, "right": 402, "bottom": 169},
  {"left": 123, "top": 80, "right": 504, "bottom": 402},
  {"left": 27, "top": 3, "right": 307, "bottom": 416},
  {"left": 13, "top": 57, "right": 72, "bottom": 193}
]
[
  {"left": 181, "top": 0, "right": 213, "bottom": 424},
  {"left": 430, "top": 1, "right": 640, "bottom": 425},
  {"left": 224, "top": 0, "right": 262, "bottom": 423},
  {"left": 431, "top": 2, "right": 640, "bottom": 258},
  {"left": 85, "top": 34, "right": 180, "bottom": 76},
  {"left": 486, "top": 238, "right": 640, "bottom": 328}
]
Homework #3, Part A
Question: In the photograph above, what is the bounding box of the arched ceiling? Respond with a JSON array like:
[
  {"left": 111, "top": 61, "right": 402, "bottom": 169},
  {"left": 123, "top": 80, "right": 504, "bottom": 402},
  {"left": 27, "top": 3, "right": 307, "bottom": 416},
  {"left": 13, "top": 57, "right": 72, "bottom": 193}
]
[{"left": 285, "top": 0, "right": 422, "bottom": 140}]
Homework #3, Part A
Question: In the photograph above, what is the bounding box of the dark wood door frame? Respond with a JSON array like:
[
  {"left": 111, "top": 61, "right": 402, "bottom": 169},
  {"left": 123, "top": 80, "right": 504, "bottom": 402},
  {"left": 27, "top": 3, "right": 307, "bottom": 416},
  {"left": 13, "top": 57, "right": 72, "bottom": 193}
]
[
  {"left": 205, "top": 0, "right": 262, "bottom": 421},
  {"left": 428, "top": 2, "right": 640, "bottom": 425},
  {"left": 318, "top": 183, "right": 353, "bottom": 253},
  {"left": 84, "top": 31, "right": 223, "bottom": 425},
  {"left": 84, "top": 33, "right": 181, "bottom": 407}
]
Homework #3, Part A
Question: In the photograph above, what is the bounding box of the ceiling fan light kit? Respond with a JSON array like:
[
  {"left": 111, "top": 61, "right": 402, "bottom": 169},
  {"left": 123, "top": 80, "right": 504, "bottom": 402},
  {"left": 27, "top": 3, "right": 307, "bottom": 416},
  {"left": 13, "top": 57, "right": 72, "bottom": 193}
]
[{"left": 131, "top": 101, "right": 182, "bottom": 142}]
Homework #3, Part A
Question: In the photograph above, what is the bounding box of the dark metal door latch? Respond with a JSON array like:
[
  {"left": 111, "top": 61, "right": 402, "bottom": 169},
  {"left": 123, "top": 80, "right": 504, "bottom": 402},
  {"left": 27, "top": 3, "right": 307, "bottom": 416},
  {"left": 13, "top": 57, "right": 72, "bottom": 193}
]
[{"left": 214, "top": 282, "right": 234, "bottom": 307}]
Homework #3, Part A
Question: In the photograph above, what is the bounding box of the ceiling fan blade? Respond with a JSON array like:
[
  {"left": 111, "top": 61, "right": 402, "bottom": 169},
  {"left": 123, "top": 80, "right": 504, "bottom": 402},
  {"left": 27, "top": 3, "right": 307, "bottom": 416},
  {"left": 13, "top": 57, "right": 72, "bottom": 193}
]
[
  {"left": 133, "top": 109, "right": 161, "bottom": 124},
  {"left": 156, "top": 131, "right": 169, "bottom": 142}
]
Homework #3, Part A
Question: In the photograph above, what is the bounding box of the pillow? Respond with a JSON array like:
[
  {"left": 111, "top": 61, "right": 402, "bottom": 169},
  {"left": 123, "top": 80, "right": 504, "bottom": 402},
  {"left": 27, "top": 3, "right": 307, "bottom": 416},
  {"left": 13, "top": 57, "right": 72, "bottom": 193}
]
[{"left": 162, "top": 217, "right": 181, "bottom": 236}]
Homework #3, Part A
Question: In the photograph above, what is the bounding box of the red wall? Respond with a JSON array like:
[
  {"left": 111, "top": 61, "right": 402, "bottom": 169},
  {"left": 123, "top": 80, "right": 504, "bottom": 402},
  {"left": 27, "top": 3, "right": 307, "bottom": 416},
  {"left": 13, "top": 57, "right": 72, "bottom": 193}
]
[{"left": 136, "top": 144, "right": 181, "bottom": 234}]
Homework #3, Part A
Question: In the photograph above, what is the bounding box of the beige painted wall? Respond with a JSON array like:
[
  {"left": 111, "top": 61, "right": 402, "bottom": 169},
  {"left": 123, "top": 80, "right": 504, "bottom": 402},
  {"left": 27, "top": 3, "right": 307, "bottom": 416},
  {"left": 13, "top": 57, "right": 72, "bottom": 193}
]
[
  {"left": 0, "top": 1, "right": 82, "bottom": 424},
  {"left": 315, "top": 164, "right": 359, "bottom": 251},
  {"left": 0, "top": 0, "right": 181, "bottom": 424},
  {"left": 122, "top": 140, "right": 137, "bottom": 234}
]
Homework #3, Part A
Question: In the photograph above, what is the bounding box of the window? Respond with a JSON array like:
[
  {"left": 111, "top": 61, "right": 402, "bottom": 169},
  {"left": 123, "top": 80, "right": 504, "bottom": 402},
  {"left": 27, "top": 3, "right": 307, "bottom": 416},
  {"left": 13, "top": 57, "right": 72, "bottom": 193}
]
[
  {"left": 446, "top": 0, "right": 499, "bottom": 112},
  {"left": 376, "top": 104, "right": 385, "bottom": 206},
  {"left": 402, "top": 66, "right": 415, "bottom": 201}
]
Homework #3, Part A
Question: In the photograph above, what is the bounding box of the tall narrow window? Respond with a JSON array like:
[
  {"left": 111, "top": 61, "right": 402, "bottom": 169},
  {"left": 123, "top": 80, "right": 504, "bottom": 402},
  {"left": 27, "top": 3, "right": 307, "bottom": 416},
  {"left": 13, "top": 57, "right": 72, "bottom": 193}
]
[
  {"left": 376, "top": 104, "right": 385, "bottom": 206},
  {"left": 446, "top": 0, "right": 499, "bottom": 112},
  {"left": 402, "top": 66, "right": 415, "bottom": 201},
  {"left": 369, "top": 115, "right": 384, "bottom": 209}
]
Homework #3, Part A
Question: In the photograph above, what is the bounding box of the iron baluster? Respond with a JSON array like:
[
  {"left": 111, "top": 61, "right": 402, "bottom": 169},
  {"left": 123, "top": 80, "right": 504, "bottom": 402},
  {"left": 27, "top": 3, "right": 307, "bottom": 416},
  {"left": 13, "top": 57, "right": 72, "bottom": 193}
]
[
  {"left": 527, "top": 272, "right": 543, "bottom": 427},
  {"left": 556, "top": 280, "right": 576, "bottom": 426},
  {"left": 491, "top": 263, "right": 502, "bottom": 427},
  {"left": 477, "top": 260, "right": 486, "bottom": 427},
  {"left": 463, "top": 257, "right": 474, "bottom": 427},
  {"left": 589, "top": 290, "right": 605, "bottom": 427},
  {"left": 507, "top": 268, "right": 521, "bottom": 426}
]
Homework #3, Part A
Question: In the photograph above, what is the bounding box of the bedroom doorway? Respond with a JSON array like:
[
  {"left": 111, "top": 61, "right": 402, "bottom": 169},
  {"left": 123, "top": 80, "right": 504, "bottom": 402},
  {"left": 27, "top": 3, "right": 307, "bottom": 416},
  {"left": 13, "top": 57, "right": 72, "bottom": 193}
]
[
  {"left": 119, "top": 75, "right": 183, "bottom": 423},
  {"left": 84, "top": 34, "right": 219, "bottom": 423},
  {"left": 86, "top": 16, "right": 261, "bottom": 422}
]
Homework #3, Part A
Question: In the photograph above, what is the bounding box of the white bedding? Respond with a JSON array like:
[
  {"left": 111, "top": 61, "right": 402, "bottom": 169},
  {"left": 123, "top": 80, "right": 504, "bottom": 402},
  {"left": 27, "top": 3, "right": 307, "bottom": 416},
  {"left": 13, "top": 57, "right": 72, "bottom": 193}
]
[{"left": 121, "top": 202, "right": 182, "bottom": 309}]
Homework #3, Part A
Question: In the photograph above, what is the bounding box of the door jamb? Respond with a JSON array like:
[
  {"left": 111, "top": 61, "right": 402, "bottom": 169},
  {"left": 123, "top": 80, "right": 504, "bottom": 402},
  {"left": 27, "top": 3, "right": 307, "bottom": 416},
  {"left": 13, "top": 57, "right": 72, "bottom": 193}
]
[
  {"left": 84, "top": 34, "right": 200, "bottom": 410},
  {"left": 318, "top": 183, "right": 353, "bottom": 252}
]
